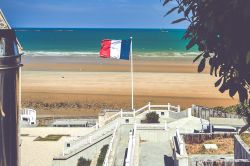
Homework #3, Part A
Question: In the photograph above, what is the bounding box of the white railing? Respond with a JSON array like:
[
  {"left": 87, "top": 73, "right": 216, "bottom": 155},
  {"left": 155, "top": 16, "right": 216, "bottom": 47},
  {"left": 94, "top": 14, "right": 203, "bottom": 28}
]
[
  {"left": 103, "top": 122, "right": 119, "bottom": 166},
  {"left": 90, "top": 122, "right": 99, "bottom": 130},
  {"left": 104, "top": 111, "right": 122, "bottom": 125},
  {"left": 176, "top": 128, "right": 184, "bottom": 155},
  {"left": 135, "top": 104, "right": 149, "bottom": 114},
  {"left": 134, "top": 102, "right": 181, "bottom": 116},
  {"left": 63, "top": 119, "right": 119, "bottom": 156},
  {"left": 61, "top": 102, "right": 182, "bottom": 159},
  {"left": 131, "top": 124, "right": 136, "bottom": 165},
  {"left": 136, "top": 123, "right": 167, "bottom": 130},
  {"left": 122, "top": 111, "right": 134, "bottom": 117},
  {"left": 103, "top": 103, "right": 181, "bottom": 125},
  {"left": 125, "top": 124, "right": 137, "bottom": 166}
]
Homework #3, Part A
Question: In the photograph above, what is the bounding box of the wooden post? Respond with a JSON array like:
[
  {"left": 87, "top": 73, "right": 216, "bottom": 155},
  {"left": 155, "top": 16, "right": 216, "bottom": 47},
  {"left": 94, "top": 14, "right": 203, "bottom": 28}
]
[
  {"left": 164, "top": 120, "right": 167, "bottom": 131},
  {"left": 96, "top": 123, "right": 98, "bottom": 130},
  {"left": 148, "top": 102, "right": 151, "bottom": 112},
  {"left": 121, "top": 109, "right": 123, "bottom": 118},
  {"left": 177, "top": 105, "right": 180, "bottom": 112}
]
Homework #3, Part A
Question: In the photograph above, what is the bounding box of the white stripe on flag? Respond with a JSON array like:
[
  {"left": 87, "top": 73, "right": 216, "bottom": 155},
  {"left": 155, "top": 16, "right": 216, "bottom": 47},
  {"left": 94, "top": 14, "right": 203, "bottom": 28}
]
[{"left": 110, "top": 40, "right": 121, "bottom": 59}]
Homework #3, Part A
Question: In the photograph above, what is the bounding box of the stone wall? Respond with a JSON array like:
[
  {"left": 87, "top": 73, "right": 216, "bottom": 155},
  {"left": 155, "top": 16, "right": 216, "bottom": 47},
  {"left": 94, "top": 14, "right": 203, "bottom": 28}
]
[
  {"left": 193, "top": 159, "right": 250, "bottom": 166},
  {"left": 234, "top": 135, "right": 250, "bottom": 160}
]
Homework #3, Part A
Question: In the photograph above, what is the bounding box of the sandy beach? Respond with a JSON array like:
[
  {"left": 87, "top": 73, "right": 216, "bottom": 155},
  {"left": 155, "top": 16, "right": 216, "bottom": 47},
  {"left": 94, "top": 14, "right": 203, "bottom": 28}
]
[{"left": 21, "top": 56, "right": 238, "bottom": 117}]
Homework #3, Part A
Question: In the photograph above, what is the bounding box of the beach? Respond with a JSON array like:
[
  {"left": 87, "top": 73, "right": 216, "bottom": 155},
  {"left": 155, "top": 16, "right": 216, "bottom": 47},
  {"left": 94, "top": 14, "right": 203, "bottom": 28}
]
[{"left": 21, "top": 56, "right": 238, "bottom": 117}]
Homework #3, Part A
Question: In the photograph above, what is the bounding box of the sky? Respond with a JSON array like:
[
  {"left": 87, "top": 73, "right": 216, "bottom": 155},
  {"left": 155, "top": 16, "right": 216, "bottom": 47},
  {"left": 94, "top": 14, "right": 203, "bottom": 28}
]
[{"left": 1, "top": 0, "right": 188, "bottom": 28}]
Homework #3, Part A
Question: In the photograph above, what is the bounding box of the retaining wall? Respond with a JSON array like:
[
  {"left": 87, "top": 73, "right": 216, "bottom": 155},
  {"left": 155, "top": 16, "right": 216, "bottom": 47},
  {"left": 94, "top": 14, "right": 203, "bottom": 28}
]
[
  {"left": 234, "top": 135, "right": 250, "bottom": 160},
  {"left": 192, "top": 159, "right": 250, "bottom": 166}
]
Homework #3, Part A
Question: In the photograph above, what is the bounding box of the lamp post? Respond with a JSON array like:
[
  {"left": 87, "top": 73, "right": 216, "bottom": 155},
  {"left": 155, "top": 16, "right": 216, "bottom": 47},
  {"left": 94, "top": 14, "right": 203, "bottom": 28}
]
[{"left": 0, "top": 29, "right": 22, "bottom": 166}]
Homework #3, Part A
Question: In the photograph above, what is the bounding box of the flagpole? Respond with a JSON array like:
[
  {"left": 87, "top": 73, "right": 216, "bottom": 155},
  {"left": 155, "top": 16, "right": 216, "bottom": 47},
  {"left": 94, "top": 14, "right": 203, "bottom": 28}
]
[{"left": 130, "top": 37, "right": 134, "bottom": 111}]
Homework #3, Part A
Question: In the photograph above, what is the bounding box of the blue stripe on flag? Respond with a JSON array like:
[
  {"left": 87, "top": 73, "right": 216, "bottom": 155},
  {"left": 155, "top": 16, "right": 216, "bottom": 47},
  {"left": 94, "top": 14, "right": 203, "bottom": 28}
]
[{"left": 120, "top": 39, "right": 131, "bottom": 60}]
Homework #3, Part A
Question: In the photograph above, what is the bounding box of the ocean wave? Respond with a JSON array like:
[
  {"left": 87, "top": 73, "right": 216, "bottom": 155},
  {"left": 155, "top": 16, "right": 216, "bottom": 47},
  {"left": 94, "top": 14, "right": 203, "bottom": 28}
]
[
  {"left": 24, "top": 51, "right": 100, "bottom": 57},
  {"left": 23, "top": 51, "right": 199, "bottom": 58},
  {"left": 135, "top": 51, "right": 199, "bottom": 58},
  {"left": 15, "top": 29, "right": 75, "bottom": 32}
]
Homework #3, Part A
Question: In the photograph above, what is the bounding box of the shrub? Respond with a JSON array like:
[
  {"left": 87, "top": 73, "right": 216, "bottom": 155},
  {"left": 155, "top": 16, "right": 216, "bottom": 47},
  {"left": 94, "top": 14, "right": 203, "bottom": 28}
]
[
  {"left": 145, "top": 112, "right": 159, "bottom": 123},
  {"left": 77, "top": 157, "right": 91, "bottom": 166},
  {"left": 97, "top": 144, "right": 109, "bottom": 166}
]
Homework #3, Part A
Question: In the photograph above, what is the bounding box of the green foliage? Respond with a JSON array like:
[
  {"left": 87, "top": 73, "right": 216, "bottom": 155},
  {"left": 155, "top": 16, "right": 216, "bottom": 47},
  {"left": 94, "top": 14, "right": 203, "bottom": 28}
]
[
  {"left": 145, "top": 112, "right": 159, "bottom": 123},
  {"left": 97, "top": 144, "right": 109, "bottom": 166},
  {"left": 163, "top": 0, "right": 250, "bottom": 104},
  {"left": 77, "top": 157, "right": 91, "bottom": 166},
  {"left": 22, "top": 101, "right": 110, "bottom": 111},
  {"left": 34, "top": 134, "right": 70, "bottom": 141},
  {"left": 236, "top": 102, "right": 250, "bottom": 123},
  {"left": 213, "top": 105, "right": 238, "bottom": 114}
]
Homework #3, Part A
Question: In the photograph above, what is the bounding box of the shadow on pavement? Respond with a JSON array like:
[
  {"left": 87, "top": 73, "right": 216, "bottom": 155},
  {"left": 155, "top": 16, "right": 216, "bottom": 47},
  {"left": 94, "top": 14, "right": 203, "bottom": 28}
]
[{"left": 164, "top": 155, "right": 174, "bottom": 166}]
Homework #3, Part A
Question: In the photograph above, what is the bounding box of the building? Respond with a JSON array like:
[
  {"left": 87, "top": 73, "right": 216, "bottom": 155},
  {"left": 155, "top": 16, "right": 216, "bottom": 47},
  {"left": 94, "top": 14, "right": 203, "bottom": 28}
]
[
  {"left": 51, "top": 119, "right": 96, "bottom": 127},
  {"left": 20, "top": 108, "right": 36, "bottom": 125}
]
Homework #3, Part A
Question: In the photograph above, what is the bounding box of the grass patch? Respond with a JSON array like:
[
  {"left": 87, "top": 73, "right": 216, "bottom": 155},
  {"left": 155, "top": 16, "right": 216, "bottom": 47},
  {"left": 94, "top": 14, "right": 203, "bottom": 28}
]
[
  {"left": 186, "top": 137, "right": 234, "bottom": 155},
  {"left": 241, "top": 133, "right": 250, "bottom": 148},
  {"left": 34, "top": 134, "right": 70, "bottom": 141},
  {"left": 21, "top": 134, "right": 29, "bottom": 136}
]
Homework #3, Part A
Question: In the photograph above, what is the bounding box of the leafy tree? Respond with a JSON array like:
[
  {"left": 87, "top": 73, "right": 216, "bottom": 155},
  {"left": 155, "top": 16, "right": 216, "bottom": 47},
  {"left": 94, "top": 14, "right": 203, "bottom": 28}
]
[
  {"left": 163, "top": 0, "right": 250, "bottom": 102},
  {"left": 163, "top": 0, "right": 250, "bottom": 131},
  {"left": 145, "top": 112, "right": 159, "bottom": 123},
  {"left": 77, "top": 157, "right": 91, "bottom": 166},
  {"left": 236, "top": 102, "right": 250, "bottom": 134}
]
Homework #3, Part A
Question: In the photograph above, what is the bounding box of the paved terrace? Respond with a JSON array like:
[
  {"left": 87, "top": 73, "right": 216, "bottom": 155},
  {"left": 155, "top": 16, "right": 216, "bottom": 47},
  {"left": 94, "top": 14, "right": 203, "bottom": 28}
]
[
  {"left": 51, "top": 103, "right": 201, "bottom": 166},
  {"left": 21, "top": 127, "right": 94, "bottom": 166},
  {"left": 136, "top": 117, "right": 202, "bottom": 166}
]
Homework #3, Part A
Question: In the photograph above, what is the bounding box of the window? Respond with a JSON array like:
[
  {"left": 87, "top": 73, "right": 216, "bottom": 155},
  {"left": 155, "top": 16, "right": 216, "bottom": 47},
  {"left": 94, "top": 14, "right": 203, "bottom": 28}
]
[
  {"left": 67, "top": 143, "right": 70, "bottom": 147},
  {"left": 22, "top": 117, "right": 28, "bottom": 121},
  {"left": 161, "top": 112, "right": 164, "bottom": 116},
  {"left": 0, "top": 38, "right": 4, "bottom": 56},
  {"left": 125, "top": 119, "right": 129, "bottom": 123}
]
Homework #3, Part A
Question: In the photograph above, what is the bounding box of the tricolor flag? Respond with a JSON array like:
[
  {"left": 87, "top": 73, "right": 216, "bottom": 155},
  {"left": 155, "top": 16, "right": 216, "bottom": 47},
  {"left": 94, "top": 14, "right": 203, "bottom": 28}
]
[{"left": 100, "top": 39, "right": 131, "bottom": 60}]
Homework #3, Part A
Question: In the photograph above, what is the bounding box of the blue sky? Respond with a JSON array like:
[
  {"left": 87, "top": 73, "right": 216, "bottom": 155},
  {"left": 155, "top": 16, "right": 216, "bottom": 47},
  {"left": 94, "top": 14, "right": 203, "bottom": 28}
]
[{"left": 1, "top": 0, "right": 188, "bottom": 28}]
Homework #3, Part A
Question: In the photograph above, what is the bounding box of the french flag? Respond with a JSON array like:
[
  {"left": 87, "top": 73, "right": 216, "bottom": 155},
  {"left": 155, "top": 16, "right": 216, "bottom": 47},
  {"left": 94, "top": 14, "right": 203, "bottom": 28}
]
[{"left": 100, "top": 39, "right": 131, "bottom": 60}]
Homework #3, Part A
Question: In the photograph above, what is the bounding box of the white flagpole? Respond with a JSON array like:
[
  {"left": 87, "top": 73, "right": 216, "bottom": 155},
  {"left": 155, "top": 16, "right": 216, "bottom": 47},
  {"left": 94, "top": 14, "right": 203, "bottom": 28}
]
[{"left": 130, "top": 37, "right": 134, "bottom": 111}]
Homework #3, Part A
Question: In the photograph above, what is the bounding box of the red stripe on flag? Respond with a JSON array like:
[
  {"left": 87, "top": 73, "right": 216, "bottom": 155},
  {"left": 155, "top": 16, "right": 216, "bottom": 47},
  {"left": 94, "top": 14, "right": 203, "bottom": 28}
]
[{"left": 100, "top": 39, "right": 111, "bottom": 58}]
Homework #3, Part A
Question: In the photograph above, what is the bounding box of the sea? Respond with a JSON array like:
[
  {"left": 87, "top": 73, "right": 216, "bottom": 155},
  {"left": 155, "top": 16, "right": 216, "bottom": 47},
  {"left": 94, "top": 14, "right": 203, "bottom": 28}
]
[{"left": 15, "top": 28, "right": 198, "bottom": 58}]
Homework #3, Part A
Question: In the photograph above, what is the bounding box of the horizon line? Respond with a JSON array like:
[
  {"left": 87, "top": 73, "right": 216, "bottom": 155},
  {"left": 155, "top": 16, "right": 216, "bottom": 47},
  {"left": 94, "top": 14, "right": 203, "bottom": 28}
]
[{"left": 13, "top": 27, "right": 187, "bottom": 30}]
